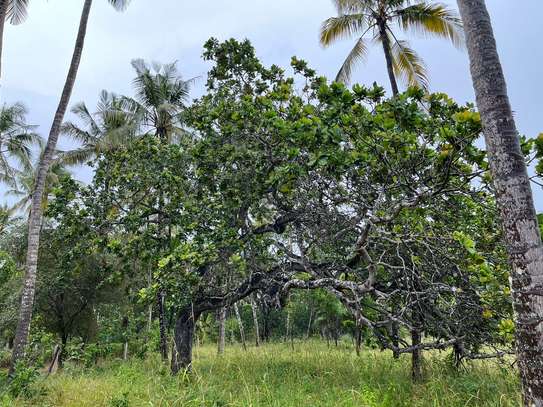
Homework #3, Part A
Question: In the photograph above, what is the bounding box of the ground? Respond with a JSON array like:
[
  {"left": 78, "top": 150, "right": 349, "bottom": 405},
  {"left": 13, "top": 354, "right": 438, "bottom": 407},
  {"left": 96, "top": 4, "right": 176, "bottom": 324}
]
[{"left": 2, "top": 340, "right": 521, "bottom": 406}]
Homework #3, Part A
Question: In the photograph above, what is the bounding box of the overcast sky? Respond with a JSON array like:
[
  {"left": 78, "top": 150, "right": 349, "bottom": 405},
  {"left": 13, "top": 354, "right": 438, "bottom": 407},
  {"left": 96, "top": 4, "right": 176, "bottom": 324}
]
[{"left": 1, "top": 0, "right": 543, "bottom": 207}]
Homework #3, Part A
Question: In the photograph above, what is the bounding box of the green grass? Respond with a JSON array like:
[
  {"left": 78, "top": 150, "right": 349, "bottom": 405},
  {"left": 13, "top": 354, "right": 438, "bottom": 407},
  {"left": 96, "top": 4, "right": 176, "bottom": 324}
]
[{"left": 2, "top": 340, "right": 521, "bottom": 406}]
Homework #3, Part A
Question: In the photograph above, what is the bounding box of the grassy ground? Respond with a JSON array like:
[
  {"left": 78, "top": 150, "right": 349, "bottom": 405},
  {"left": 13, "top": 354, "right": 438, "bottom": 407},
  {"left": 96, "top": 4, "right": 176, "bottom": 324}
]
[{"left": 2, "top": 340, "right": 521, "bottom": 406}]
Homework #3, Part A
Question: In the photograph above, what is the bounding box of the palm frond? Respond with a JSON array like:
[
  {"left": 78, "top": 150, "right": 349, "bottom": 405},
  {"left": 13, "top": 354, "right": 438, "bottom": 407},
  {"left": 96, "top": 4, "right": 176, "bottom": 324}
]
[
  {"left": 394, "top": 2, "right": 464, "bottom": 48},
  {"left": 57, "top": 148, "right": 96, "bottom": 167},
  {"left": 320, "top": 14, "right": 370, "bottom": 46},
  {"left": 331, "top": 0, "right": 369, "bottom": 14},
  {"left": 336, "top": 37, "right": 369, "bottom": 84},
  {"left": 391, "top": 39, "right": 429, "bottom": 90},
  {"left": 108, "top": 0, "right": 131, "bottom": 12},
  {"left": 7, "top": 0, "right": 30, "bottom": 25}
]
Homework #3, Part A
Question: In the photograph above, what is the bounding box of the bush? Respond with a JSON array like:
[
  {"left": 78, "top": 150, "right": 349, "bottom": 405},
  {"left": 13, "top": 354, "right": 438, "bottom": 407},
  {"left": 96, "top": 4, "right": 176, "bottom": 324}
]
[
  {"left": 7, "top": 362, "right": 40, "bottom": 399},
  {"left": 109, "top": 391, "right": 129, "bottom": 407},
  {"left": 0, "top": 350, "right": 10, "bottom": 369}
]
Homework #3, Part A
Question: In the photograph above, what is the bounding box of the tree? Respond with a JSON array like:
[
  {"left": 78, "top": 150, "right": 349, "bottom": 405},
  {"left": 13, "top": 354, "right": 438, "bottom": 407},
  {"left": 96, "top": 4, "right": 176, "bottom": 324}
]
[
  {"left": 320, "top": 0, "right": 463, "bottom": 94},
  {"left": 10, "top": 0, "right": 130, "bottom": 374},
  {"left": 0, "top": 103, "right": 40, "bottom": 186},
  {"left": 120, "top": 59, "right": 193, "bottom": 143},
  {"left": 456, "top": 0, "right": 543, "bottom": 404},
  {"left": 60, "top": 90, "right": 138, "bottom": 166},
  {"left": 119, "top": 58, "right": 193, "bottom": 361},
  {"left": 0, "top": 0, "right": 30, "bottom": 81},
  {"left": 6, "top": 154, "right": 70, "bottom": 215}
]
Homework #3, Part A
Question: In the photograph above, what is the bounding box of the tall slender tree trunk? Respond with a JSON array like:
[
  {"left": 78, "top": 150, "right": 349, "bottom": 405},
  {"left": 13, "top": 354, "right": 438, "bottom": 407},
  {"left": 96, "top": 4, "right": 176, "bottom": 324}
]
[
  {"left": 306, "top": 306, "right": 313, "bottom": 339},
  {"left": 0, "top": 0, "right": 8, "bottom": 82},
  {"left": 234, "top": 303, "right": 247, "bottom": 350},
  {"left": 457, "top": 1, "right": 543, "bottom": 404},
  {"left": 9, "top": 0, "right": 94, "bottom": 375},
  {"left": 251, "top": 297, "right": 260, "bottom": 346},
  {"left": 157, "top": 289, "right": 168, "bottom": 361},
  {"left": 217, "top": 307, "right": 226, "bottom": 355},
  {"left": 285, "top": 308, "right": 291, "bottom": 343},
  {"left": 377, "top": 19, "right": 399, "bottom": 97},
  {"left": 146, "top": 268, "right": 153, "bottom": 333}
]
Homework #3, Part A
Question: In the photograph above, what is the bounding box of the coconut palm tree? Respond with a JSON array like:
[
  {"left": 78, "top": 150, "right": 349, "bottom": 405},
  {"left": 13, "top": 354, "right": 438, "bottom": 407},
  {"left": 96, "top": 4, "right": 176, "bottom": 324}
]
[
  {"left": 320, "top": 0, "right": 463, "bottom": 94},
  {"left": 60, "top": 90, "right": 139, "bottom": 166},
  {"left": 6, "top": 154, "right": 70, "bottom": 216},
  {"left": 0, "top": 102, "right": 40, "bottom": 186},
  {"left": 121, "top": 59, "right": 193, "bottom": 143},
  {"left": 0, "top": 0, "right": 30, "bottom": 80},
  {"left": 456, "top": 0, "right": 543, "bottom": 404},
  {"left": 10, "top": 0, "right": 131, "bottom": 374}
]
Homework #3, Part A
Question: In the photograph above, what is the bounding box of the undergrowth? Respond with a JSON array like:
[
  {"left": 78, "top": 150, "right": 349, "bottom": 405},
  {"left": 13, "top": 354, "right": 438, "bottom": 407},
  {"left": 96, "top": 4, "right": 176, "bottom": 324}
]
[{"left": 0, "top": 340, "right": 521, "bottom": 406}]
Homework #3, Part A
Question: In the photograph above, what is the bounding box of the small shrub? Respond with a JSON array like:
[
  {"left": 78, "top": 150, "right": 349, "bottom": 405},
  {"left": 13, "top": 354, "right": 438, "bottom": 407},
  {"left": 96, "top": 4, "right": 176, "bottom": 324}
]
[
  {"left": 7, "top": 362, "right": 40, "bottom": 398},
  {"left": 109, "top": 391, "right": 129, "bottom": 407},
  {"left": 0, "top": 350, "right": 10, "bottom": 369}
]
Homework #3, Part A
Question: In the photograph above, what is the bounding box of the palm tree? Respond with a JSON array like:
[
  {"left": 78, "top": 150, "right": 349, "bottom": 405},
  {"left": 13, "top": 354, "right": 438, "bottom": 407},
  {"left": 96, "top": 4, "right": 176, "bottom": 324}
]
[
  {"left": 10, "top": 0, "right": 130, "bottom": 374},
  {"left": 0, "top": 102, "right": 40, "bottom": 186},
  {"left": 60, "top": 90, "right": 138, "bottom": 166},
  {"left": 0, "top": 0, "right": 30, "bottom": 80},
  {"left": 6, "top": 154, "right": 69, "bottom": 216},
  {"left": 320, "top": 0, "right": 463, "bottom": 94},
  {"left": 456, "top": 0, "right": 543, "bottom": 404},
  {"left": 121, "top": 59, "right": 193, "bottom": 143}
]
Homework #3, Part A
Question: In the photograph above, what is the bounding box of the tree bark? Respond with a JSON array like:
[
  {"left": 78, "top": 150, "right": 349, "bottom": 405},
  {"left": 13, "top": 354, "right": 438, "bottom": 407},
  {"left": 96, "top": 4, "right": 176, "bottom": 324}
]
[
  {"left": 377, "top": 18, "right": 399, "bottom": 97},
  {"left": 58, "top": 334, "right": 68, "bottom": 370},
  {"left": 251, "top": 297, "right": 260, "bottom": 346},
  {"left": 0, "top": 0, "right": 8, "bottom": 82},
  {"left": 411, "top": 328, "right": 422, "bottom": 382},
  {"left": 285, "top": 308, "right": 291, "bottom": 343},
  {"left": 234, "top": 303, "right": 247, "bottom": 350},
  {"left": 217, "top": 306, "right": 226, "bottom": 354},
  {"left": 306, "top": 306, "right": 313, "bottom": 339},
  {"left": 157, "top": 289, "right": 168, "bottom": 361},
  {"left": 9, "top": 0, "right": 94, "bottom": 375},
  {"left": 457, "top": 1, "right": 543, "bottom": 405},
  {"left": 355, "top": 325, "right": 362, "bottom": 356},
  {"left": 171, "top": 307, "right": 199, "bottom": 375}
]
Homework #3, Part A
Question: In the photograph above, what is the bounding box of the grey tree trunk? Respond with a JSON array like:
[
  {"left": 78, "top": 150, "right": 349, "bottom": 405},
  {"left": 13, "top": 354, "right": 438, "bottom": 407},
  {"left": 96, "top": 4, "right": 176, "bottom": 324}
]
[
  {"left": 285, "top": 308, "right": 291, "bottom": 342},
  {"left": 457, "top": 1, "right": 543, "bottom": 404},
  {"left": 157, "top": 289, "right": 168, "bottom": 361},
  {"left": 0, "top": 0, "right": 8, "bottom": 82},
  {"left": 234, "top": 303, "right": 247, "bottom": 350},
  {"left": 171, "top": 308, "right": 199, "bottom": 375},
  {"left": 147, "top": 269, "right": 152, "bottom": 333},
  {"left": 217, "top": 307, "right": 226, "bottom": 355},
  {"left": 251, "top": 297, "right": 260, "bottom": 347},
  {"left": 377, "top": 19, "right": 399, "bottom": 96},
  {"left": 305, "top": 305, "right": 313, "bottom": 339},
  {"left": 9, "top": 0, "right": 94, "bottom": 375},
  {"left": 355, "top": 326, "right": 362, "bottom": 356},
  {"left": 411, "top": 328, "right": 422, "bottom": 382}
]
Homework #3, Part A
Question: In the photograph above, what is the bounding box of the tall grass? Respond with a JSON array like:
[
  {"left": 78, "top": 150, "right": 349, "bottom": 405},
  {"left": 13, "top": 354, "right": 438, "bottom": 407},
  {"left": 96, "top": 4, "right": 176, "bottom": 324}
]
[{"left": 3, "top": 340, "right": 521, "bottom": 406}]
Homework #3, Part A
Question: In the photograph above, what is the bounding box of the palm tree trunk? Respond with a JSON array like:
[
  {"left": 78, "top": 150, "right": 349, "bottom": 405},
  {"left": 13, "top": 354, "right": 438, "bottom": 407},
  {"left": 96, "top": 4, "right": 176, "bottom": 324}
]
[
  {"left": 377, "top": 19, "right": 399, "bottom": 97},
  {"left": 9, "top": 0, "right": 94, "bottom": 375},
  {"left": 0, "top": 0, "right": 8, "bottom": 82},
  {"left": 457, "top": 1, "right": 543, "bottom": 404}
]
